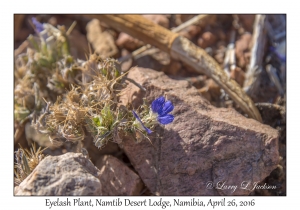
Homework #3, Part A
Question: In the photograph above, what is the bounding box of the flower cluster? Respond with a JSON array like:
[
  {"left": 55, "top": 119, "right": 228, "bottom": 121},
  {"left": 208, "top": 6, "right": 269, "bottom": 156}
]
[
  {"left": 132, "top": 96, "right": 174, "bottom": 134},
  {"left": 151, "top": 96, "right": 174, "bottom": 125}
]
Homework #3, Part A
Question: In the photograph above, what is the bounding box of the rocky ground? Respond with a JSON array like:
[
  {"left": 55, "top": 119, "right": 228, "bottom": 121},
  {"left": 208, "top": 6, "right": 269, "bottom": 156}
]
[{"left": 14, "top": 14, "right": 286, "bottom": 196}]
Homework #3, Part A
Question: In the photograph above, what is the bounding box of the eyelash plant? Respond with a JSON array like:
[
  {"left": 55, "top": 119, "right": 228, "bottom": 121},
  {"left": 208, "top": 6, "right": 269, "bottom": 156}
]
[{"left": 14, "top": 17, "right": 175, "bottom": 152}]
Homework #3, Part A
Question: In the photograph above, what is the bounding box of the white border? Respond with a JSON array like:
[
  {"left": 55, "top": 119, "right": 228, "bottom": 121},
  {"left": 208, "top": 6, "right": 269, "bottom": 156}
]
[{"left": 2, "top": 0, "right": 297, "bottom": 209}]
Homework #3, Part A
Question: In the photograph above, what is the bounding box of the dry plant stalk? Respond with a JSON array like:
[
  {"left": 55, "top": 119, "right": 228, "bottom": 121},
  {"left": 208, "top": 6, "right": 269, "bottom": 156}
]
[{"left": 244, "top": 15, "right": 267, "bottom": 98}]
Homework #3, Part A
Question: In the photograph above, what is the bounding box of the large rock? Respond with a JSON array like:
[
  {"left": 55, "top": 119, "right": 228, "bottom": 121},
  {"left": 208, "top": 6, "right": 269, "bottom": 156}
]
[
  {"left": 96, "top": 155, "right": 143, "bottom": 195},
  {"left": 119, "top": 67, "right": 279, "bottom": 195},
  {"left": 15, "top": 153, "right": 102, "bottom": 195}
]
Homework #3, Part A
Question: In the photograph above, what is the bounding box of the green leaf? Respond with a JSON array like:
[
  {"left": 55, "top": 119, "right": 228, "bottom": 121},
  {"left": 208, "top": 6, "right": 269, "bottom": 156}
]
[{"left": 92, "top": 116, "right": 102, "bottom": 127}]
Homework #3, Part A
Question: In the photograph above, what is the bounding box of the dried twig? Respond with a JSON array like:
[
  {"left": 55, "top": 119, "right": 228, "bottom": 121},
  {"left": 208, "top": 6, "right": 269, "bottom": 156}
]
[{"left": 244, "top": 15, "right": 267, "bottom": 97}]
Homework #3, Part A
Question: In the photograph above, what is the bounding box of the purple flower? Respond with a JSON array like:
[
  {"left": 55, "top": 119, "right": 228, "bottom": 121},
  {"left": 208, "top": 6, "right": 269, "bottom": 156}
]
[
  {"left": 32, "top": 17, "right": 44, "bottom": 33},
  {"left": 151, "top": 96, "right": 174, "bottom": 125},
  {"left": 132, "top": 110, "right": 152, "bottom": 134}
]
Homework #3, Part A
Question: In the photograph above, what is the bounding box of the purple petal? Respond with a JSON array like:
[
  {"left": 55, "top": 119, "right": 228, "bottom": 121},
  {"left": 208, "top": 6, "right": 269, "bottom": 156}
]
[
  {"left": 32, "top": 17, "right": 44, "bottom": 33},
  {"left": 151, "top": 96, "right": 165, "bottom": 113},
  {"left": 132, "top": 110, "right": 152, "bottom": 134},
  {"left": 269, "top": 46, "right": 276, "bottom": 52},
  {"left": 159, "top": 100, "right": 174, "bottom": 116},
  {"left": 157, "top": 114, "right": 174, "bottom": 125}
]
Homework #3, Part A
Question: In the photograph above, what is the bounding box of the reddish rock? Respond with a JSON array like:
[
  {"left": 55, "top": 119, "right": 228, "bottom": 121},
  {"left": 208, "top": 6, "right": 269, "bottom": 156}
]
[
  {"left": 185, "top": 75, "right": 207, "bottom": 89},
  {"left": 199, "top": 86, "right": 212, "bottom": 102},
  {"left": 235, "top": 33, "right": 252, "bottom": 68},
  {"left": 217, "top": 29, "right": 227, "bottom": 41},
  {"left": 238, "top": 15, "right": 255, "bottom": 32},
  {"left": 179, "top": 25, "right": 201, "bottom": 40},
  {"left": 199, "top": 78, "right": 222, "bottom": 103},
  {"left": 96, "top": 155, "right": 143, "bottom": 195},
  {"left": 119, "top": 67, "right": 279, "bottom": 196},
  {"left": 197, "top": 31, "right": 217, "bottom": 49},
  {"left": 142, "top": 15, "right": 169, "bottom": 28},
  {"left": 133, "top": 50, "right": 170, "bottom": 72},
  {"left": 207, "top": 78, "right": 221, "bottom": 101},
  {"left": 179, "top": 14, "right": 197, "bottom": 23},
  {"left": 86, "top": 19, "right": 119, "bottom": 59},
  {"left": 116, "top": 32, "right": 144, "bottom": 51},
  {"left": 162, "top": 60, "right": 182, "bottom": 75}
]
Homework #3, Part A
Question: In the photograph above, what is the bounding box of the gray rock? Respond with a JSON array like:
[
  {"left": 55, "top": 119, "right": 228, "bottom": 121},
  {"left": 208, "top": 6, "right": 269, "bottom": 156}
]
[
  {"left": 15, "top": 153, "right": 102, "bottom": 196},
  {"left": 96, "top": 155, "right": 143, "bottom": 195},
  {"left": 119, "top": 67, "right": 279, "bottom": 195}
]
